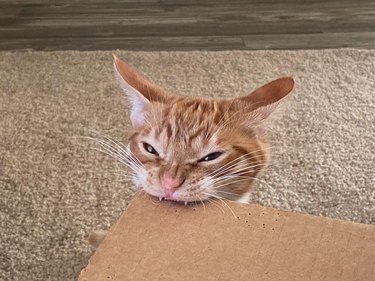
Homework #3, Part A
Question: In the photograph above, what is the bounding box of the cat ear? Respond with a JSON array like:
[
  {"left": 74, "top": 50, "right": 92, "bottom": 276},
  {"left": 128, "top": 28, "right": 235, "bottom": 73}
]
[
  {"left": 113, "top": 55, "right": 166, "bottom": 127},
  {"left": 239, "top": 77, "right": 294, "bottom": 124}
]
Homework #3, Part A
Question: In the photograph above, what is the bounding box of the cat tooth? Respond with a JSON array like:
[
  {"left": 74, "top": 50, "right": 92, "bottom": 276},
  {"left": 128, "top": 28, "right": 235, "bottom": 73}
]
[
  {"left": 159, "top": 197, "right": 163, "bottom": 201},
  {"left": 184, "top": 201, "right": 188, "bottom": 206}
]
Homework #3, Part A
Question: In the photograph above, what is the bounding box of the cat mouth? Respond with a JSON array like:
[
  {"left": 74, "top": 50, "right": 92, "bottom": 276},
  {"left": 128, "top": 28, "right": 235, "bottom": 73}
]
[
  {"left": 142, "top": 187, "right": 203, "bottom": 205},
  {"left": 158, "top": 196, "right": 194, "bottom": 206}
]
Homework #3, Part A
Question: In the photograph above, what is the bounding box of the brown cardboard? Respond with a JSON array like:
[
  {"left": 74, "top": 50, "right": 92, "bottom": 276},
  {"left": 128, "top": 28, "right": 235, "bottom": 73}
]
[{"left": 79, "top": 192, "right": 375, "bottom": 281}]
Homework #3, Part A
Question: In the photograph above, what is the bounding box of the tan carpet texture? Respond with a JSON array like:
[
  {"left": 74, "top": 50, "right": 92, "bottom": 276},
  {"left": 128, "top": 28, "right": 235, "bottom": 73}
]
[{"left": 0, "top": 49, "right": 374, "bottom": 280}]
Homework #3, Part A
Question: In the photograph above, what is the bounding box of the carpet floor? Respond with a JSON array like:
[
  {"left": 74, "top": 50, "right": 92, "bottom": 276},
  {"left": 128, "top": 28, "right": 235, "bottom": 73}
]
[{"left": 0, "top": 49, "right": 374, "bottom": 280}]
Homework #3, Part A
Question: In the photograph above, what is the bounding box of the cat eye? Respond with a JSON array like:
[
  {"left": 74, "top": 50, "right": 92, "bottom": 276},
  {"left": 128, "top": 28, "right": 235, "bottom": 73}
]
[
  {"left": 143, "top": 142, "right": 159, "bottom": 156},
  {"left": 198, "top": 152, "right": 223, "bottom": 162}
]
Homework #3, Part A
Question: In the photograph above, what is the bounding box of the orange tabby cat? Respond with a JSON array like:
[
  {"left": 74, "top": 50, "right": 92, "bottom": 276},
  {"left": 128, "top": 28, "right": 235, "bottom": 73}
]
[
  {"left": 113, "top": 55, "right": 294, "bottom": 204},
  {"left": 89, "top": 55, "right": 294, "bottom": 247}
]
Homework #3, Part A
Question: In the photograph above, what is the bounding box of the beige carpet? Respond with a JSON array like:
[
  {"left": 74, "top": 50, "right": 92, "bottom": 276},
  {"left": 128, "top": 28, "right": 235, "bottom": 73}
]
[{"left": 0, "top": 49, "right": 374, "bottom": 280}]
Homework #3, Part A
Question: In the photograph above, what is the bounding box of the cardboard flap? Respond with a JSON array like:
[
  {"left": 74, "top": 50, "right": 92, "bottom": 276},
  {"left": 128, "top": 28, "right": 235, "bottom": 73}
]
[{"left": 79, "top": 192, "right": 375, "bottom": 281}]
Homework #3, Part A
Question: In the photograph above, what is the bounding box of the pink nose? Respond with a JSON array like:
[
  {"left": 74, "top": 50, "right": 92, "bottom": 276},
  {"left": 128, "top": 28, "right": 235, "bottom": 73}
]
[
  {"left": 161, "top": 176, "right": 182, "bottom": 190},
  {"left": 160, "top": 176, "right": 184, "bottom": 197}
]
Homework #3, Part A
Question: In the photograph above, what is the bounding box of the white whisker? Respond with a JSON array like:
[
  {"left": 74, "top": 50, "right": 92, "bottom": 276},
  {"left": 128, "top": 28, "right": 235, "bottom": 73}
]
[
  {"left": 207, "top": 198, "right": 226, "bottom": 213},
  {"left": 83, "top": 135, "right": 144, "bottom": 174},
  {"left": 207, "top": 149, "right": 270, "bottom": 178},
  {"left": 203, "top": 192, "right": 237, "bottom": 219}
]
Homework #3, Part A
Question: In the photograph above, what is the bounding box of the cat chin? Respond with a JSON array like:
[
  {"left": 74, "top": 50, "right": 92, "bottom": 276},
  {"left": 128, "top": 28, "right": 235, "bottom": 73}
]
[{"left": 142, "top": 189, "right": 205, "bottom": 205}]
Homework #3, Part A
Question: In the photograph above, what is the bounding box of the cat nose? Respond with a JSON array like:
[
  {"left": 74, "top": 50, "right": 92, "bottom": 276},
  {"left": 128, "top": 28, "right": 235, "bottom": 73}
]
[{"left": 160, "top": 175, "right": 184, "bottom": 193}]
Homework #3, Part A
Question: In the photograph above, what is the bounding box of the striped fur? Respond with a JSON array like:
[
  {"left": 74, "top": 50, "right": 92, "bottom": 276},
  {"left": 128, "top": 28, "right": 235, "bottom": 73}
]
[{"left": 114, "top": 56, "right": 294, "bottom": 203}]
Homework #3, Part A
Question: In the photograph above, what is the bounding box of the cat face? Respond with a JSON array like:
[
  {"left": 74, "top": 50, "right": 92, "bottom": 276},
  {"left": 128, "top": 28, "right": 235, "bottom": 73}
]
[{"left": 113, "top": 56, "right": 294, "bottom": 203}]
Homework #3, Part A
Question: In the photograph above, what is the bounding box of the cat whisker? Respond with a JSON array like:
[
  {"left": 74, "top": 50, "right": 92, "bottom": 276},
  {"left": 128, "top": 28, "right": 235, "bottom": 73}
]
[
  {"left": 114, "top": 177, "right": 135, "bottom": 183},
  {"left": 203, "top": 192, "right": 237, "bottom": 219},
  {"left": 197, "top": 195, "right": 206, "bottom": 213},
  {"left": 207, "top": 161, "right": 267, "bottom": 183},
  {"left": 84, "top": 133, "right": 144, "bottom": 170},
  {"left": 85, "top": 131, "right": 132, "bottom": 155},
  {"left": 222, "top": 171, "right": 274, "bottom": 190},
  {"left": 203, "top": 174, "right": 240, "bottom": 187},
  {"left": 87, "top": 136, "right": 143, "bottom": 172},
  {"left": 115, "top": 175, "right": 136, "bottom": 181},
  {"left": 206, "top": 198, "right": 226, "bottom": 213},
  {"left": 211, "top": 178, "right": 250, "bottom": 191},
  {"left": 206, "top": 148, "right": 271, "bottom": 178},
  {"left": 220, "top": 162, "right": 268, "bottom": 177},
  {"left": 214, "top": 190, "right": 244, "bottom": 200},
  {"left": 91, "top": 146, "right": 141, "bottom": 174},
  {"left": 206, "top": 151, "right": 255, "bottom": 177},
  {"left": 209, "top": 157, "right": 268, "bottom": 179}
]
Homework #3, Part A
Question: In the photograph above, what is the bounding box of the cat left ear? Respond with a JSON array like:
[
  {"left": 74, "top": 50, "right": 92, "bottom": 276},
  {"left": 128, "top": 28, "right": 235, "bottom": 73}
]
[
  {"left": 113, "top": 55, "right": 168, "bottom": 102},
  {"left": 113, "top": 56, "right": 150, "bottom": 128},
  {"left": 240, "top": 77, "right": 294, "bottom": 124},
  {"left": 113, "top": 55, "right": 169, "bottom": 128}
]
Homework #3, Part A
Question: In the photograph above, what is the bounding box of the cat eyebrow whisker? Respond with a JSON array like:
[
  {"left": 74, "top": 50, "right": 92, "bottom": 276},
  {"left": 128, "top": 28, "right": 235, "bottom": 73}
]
[
  {"left": 208, "top": 99, "right": 236, "bottom": 139},
  {"left": 204, "top": 99, "right": 234, "bottom": 141},
  {"left": 210, "top": 100, "right": 268, "bottom": 135}
]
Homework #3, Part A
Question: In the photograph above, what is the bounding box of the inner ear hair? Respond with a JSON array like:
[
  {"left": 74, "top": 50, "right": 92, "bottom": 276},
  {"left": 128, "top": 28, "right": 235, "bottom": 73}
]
[{"left": 113, "top": 55, "right": 170, "bottom": 103}]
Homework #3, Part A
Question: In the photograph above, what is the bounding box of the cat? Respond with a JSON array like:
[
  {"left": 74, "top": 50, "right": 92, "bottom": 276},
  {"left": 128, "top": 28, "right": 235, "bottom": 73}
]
[
  {"left": 89, "top": 55, "right": 294, "bottom": 247},
  {"left": 113, "top": 55, "right": 294, "bottom": 203}
]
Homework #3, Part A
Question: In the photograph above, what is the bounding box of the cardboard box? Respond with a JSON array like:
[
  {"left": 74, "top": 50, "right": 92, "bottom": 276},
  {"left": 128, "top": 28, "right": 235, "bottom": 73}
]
[{"left": 79, "top": 192, "right": 374, "bottom": 281}]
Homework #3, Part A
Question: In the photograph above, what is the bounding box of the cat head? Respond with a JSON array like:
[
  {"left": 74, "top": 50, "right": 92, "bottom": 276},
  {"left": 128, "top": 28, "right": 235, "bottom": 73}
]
[{"left": 113, "top": 55, "right": 294, "bottom": 203}]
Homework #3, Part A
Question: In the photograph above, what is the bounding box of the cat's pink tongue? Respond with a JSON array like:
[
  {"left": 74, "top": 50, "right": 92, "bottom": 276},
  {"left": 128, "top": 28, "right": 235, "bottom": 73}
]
[{"left": 161, "top": 175, "right": 181, "bottom": 200}]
